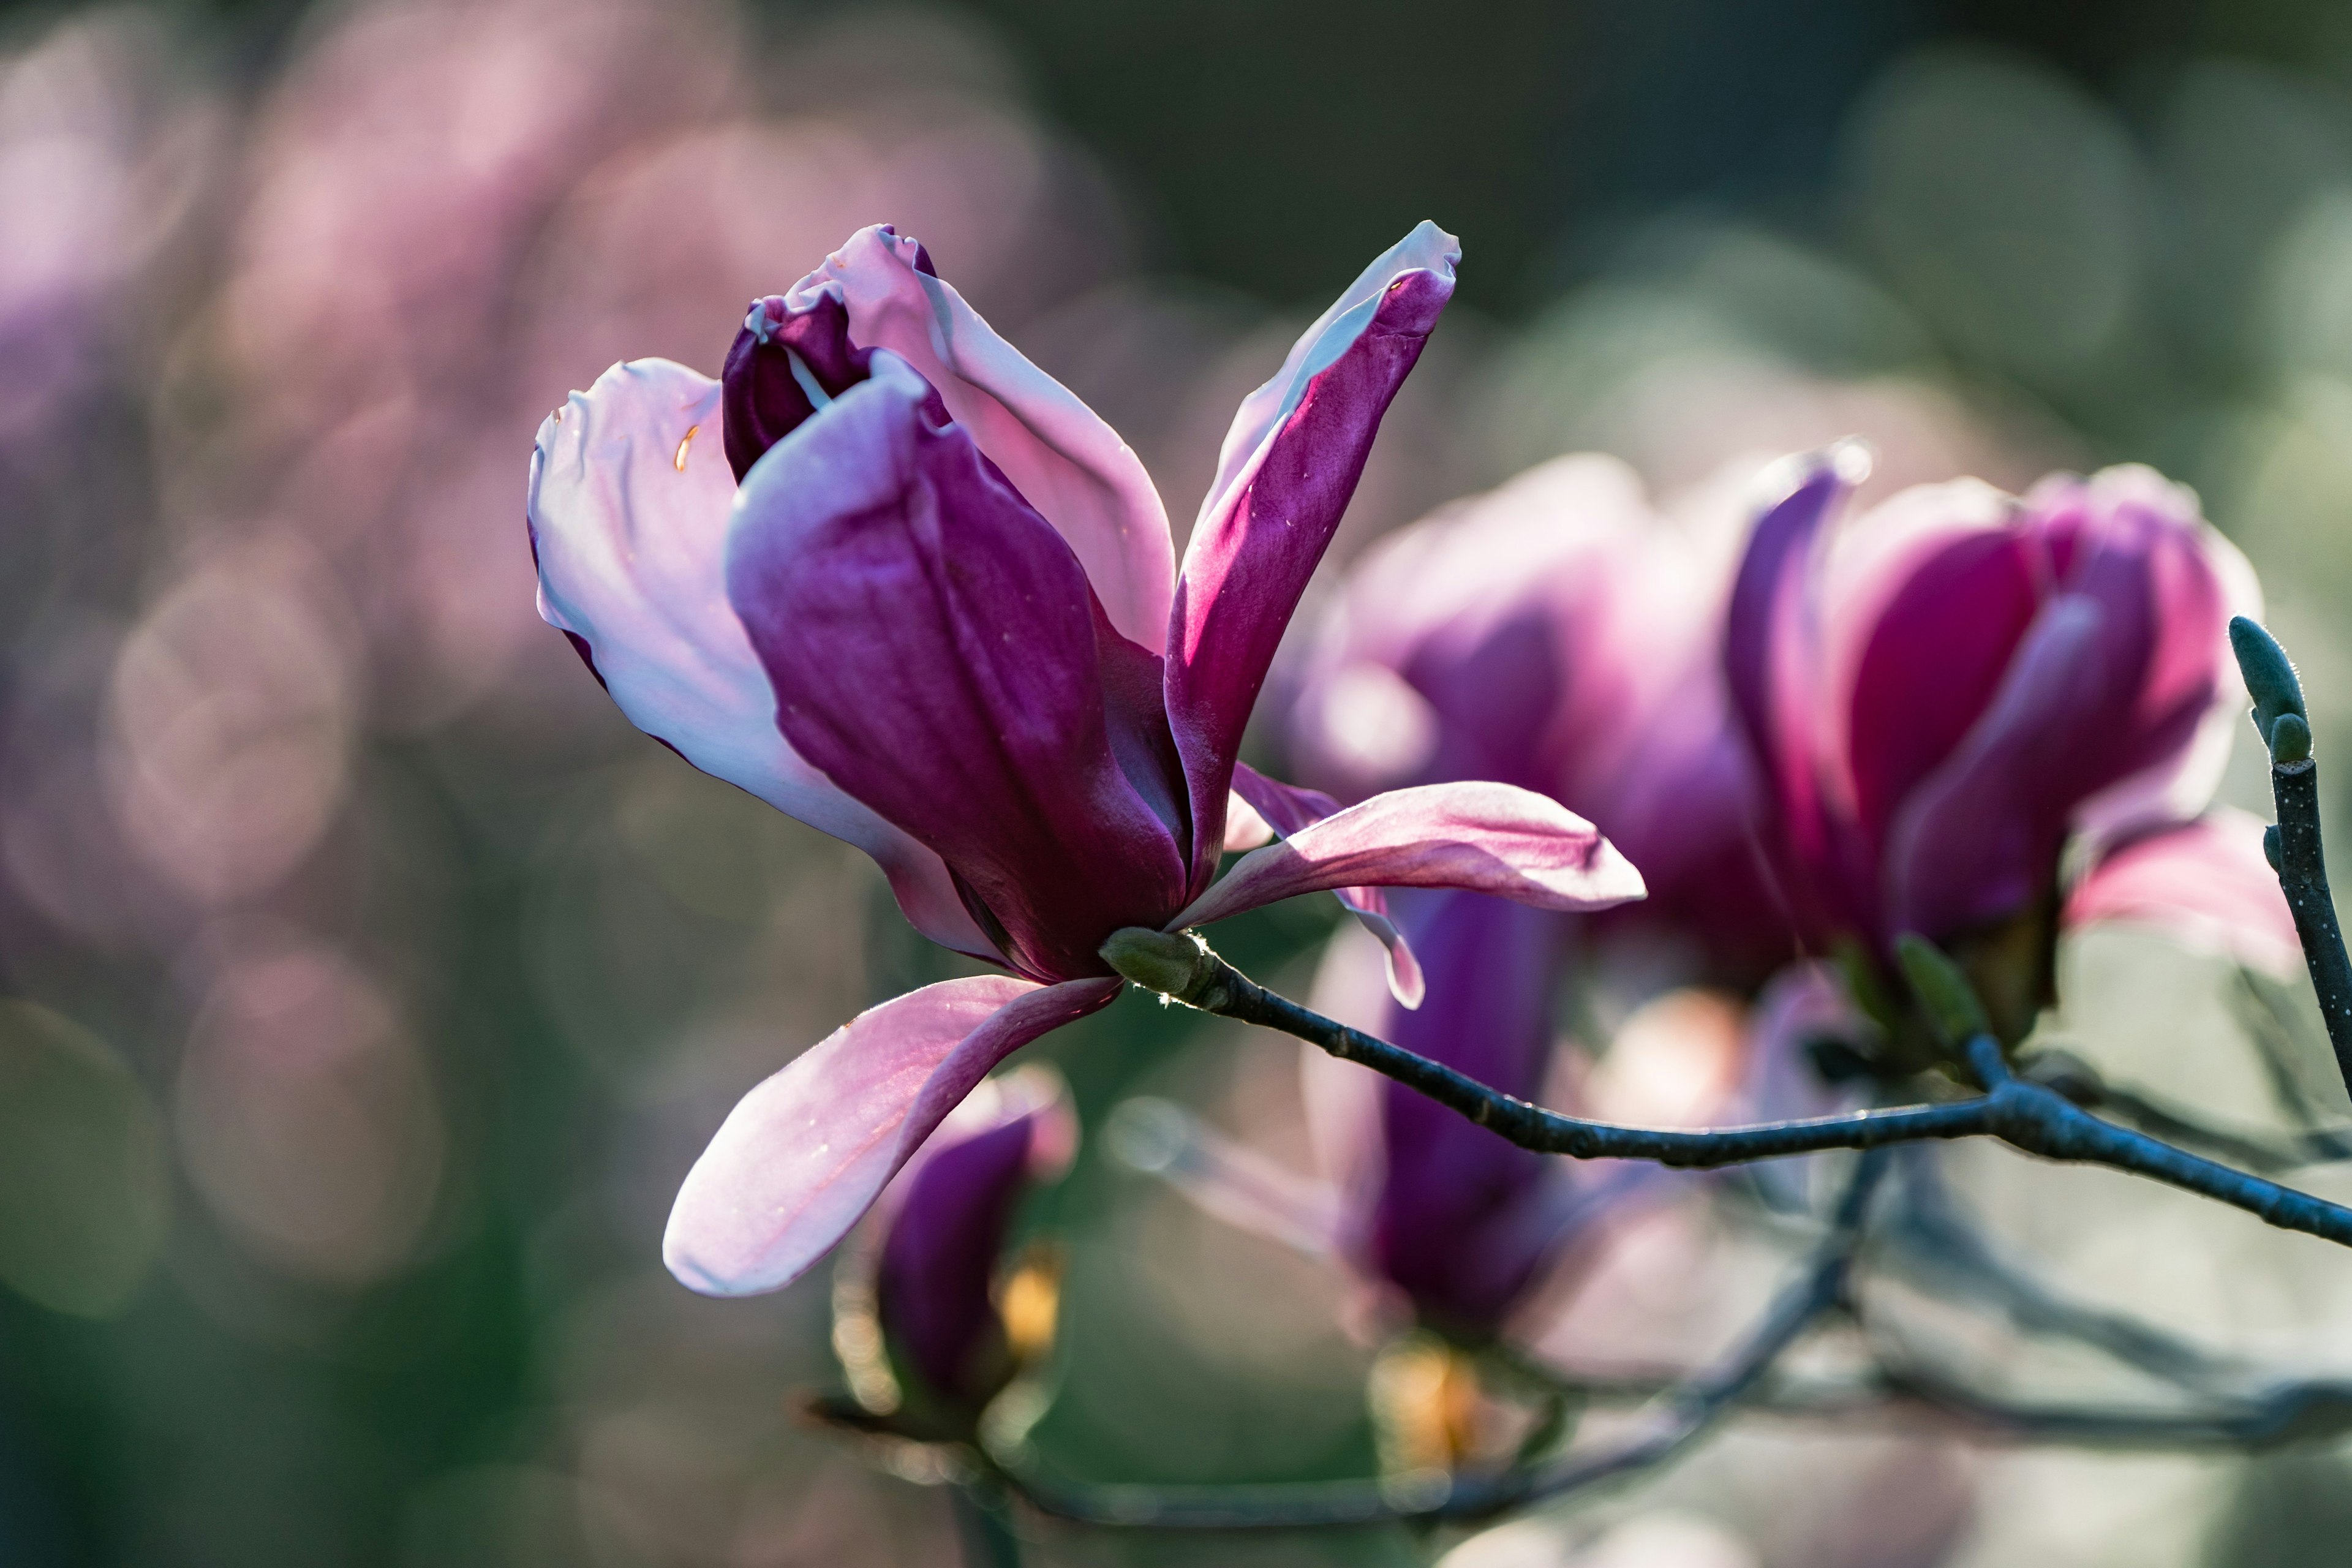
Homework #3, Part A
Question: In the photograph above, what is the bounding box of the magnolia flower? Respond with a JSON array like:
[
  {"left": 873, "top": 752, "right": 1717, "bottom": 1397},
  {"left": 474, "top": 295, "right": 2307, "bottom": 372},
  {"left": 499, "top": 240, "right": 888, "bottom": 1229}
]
[
  {"left": 1725, "top": 451, "right": 2295, "bottom": 1033},
  {"left": 832, "top": 1068, "right": 1074, "bottom": 1437},
  {"left": 1291, "top": 452, "right": 1787, "bottom": 986},
  {"left": 529, "top": 222, "right": 1645, "bottom": 1296}
]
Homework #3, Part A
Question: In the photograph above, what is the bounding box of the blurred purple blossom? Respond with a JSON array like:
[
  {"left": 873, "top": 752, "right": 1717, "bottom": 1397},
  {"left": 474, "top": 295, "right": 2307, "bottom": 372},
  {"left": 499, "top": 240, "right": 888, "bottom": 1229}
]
[{"left": 1725, "top": 453, "right": 2297, "bottom": 1027}]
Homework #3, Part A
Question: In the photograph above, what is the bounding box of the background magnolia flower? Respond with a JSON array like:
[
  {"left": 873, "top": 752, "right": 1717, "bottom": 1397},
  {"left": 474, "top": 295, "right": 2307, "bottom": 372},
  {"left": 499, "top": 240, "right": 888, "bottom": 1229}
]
[
  {"left": 827, "top": 1067, "right": 1075, "bottom": 1437},
  {"left": 1725, "top": 452, "right": 2297, "bottom": 1036},
  {"left": 528, "top": 219, "right": 1648, "bottom": 1300}
]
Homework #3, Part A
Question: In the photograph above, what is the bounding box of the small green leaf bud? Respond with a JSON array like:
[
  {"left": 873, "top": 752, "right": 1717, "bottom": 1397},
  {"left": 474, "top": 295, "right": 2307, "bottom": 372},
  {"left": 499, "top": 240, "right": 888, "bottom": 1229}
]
[{"left": 1894, "top": 932, "right": 1993, "bottom": 1049}]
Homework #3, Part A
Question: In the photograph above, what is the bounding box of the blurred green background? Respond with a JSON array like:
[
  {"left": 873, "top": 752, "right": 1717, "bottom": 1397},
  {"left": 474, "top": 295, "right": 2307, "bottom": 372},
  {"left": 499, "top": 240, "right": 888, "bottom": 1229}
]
[{"left": 10, "top": 0, "right": 2352, "bottom": 1563}]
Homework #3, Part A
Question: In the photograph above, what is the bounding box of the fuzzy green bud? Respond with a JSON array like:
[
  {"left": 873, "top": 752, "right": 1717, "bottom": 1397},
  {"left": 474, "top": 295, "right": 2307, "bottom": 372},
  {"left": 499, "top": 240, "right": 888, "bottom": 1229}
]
[
  {"left": 2231, "top": 616, "right": 2308, "bottom": 751},
  {"left": 1100, "top": 927, "right": 1210, "bottom": 998},
  {"left": 1894, "top": 932, "right": 1992, "bottom": 1049}
]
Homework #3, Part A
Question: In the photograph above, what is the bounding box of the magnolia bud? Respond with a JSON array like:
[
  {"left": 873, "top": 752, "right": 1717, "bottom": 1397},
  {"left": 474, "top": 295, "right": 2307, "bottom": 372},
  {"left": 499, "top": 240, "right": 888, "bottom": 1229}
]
[
  {"left": 1100, "top": 927, "right": 1210, "bottom": 998},
  {"left": 2231, "top": 616, "right": 2308, "bottom": 752},
  {"left": 2272, "top": 711, "right": 2315, "bottom": 766}
]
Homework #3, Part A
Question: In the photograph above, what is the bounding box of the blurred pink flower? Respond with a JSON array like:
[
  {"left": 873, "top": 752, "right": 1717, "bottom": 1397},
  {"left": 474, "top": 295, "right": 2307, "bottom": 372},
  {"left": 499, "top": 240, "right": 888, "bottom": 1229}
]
[
  {"left": 1725, "top": 452, "right": 2296, "bottom": 1016},
  {"left": 1290, "top": 452, "right": 1786, "bottom": 983},
  {"left": 528, "top": 222, "right": 1646, "bottom": 1296}
]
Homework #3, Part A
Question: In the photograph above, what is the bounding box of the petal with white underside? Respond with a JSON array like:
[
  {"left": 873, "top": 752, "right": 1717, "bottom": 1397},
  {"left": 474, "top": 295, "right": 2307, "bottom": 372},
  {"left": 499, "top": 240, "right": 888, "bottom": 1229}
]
[
  {"left": 1172, "top": 781, "right": 1644, "bottom": 931},
  {"left": 1231, "top": 761, "right": 1424, "bottom": 1007},
  {"left": 788, "top": 225, "right": 1174, "bottom": 650},
  {"left": 2064, "top": 809, "right": 2300, "bottom": 976},
  {"left": 527, "top": 358, "right": 995, "bottom": 961},
  {"left": 1166, "top": 223, "right": 1461, "bottom": 894},
  {"left": 663, "top": 974, "right": 1122, "bottom": 1297}
]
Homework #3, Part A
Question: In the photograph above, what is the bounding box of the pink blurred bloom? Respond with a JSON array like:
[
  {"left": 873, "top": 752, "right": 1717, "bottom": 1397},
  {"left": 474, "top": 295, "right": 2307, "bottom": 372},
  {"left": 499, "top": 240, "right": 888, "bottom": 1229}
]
[
  {"left": 527, "top": 222, "right": 1645, "bottom": 1295},
  {"left": 1291, "top": 453, "right": 1787, "bottom": 984},
  {"left": 1724, "top": 451, "right": 2294, "bottom": 992}
]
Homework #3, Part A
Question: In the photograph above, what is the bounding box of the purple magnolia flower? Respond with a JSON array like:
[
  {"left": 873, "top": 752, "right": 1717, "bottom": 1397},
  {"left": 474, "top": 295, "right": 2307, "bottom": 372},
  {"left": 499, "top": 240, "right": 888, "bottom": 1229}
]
[
  {"left": 1268, "top": 455, "right": 1803, "bottom": 1338},
  {"left": 1725, "top": 453, "right": 2296, "bottom": 1017},
  {"left": 527, "top": 222, "right": 1645, "bottom": 1296},
  {"left": 864, "top": 1068, "right": 1073, "bottom": 1425}
]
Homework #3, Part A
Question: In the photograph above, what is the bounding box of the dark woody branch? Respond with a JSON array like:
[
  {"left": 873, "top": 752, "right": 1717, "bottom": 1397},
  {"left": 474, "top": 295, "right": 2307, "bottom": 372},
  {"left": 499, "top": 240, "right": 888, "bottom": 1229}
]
[{"left": 1101, "top": 927, "right": 2352, "bottom": 1253}]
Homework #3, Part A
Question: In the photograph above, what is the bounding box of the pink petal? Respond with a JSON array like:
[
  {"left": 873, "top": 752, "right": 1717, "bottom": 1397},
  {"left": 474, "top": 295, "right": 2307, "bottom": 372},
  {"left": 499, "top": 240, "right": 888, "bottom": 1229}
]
[
  {"left": 663, "top": 974, "right": 1121, "bottom": 1297},
  {"left": 2064, "top": 809, "right": 2301, "bottom": 976},
  {"left": 1172, "top": 781, "right": 1644, "bottom": 930},
  {"left": 788, "top": 225, "right": 1174, "bottom": 651},
  {"left": 1166, "top": 223, "right": 1461, "bottom": 895},
  {"left": 527, "top": 358, "right": 997, "bottom": 962},
  {"left": 726, "top": 354, "right": 1187, "bottom": 982},
  {"left": 1882, "top": 597, "right": 2109, "bottom": 938},
  {"left": 1231, "top": 761, "right": 1424, "bottom": 1006}
]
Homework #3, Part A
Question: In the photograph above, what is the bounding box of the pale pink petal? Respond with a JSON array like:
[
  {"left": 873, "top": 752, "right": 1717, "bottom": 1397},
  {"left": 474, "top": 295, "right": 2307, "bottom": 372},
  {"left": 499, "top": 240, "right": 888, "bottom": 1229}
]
[
  {"left": 1172, "top": 781, "right": 1645, "bottom": 930},
  {"left": 1221, "top": 790, "right": 1276, "bottom": 852},
  {"left": 528, "top": 357, "right": 995, "bottom": 960},
  {"left": 2064, "top": 809, "right": 2301, "bottom": 976},
  {"left": 1231, "top": 762, "right": 1424, "bottom": 1006},
  {"left": 786, "top": 224, "right": 1174, "bottom": 650},
  {"left": 1108, "top": 1097, "right": 1347, "bottom": 1258},
  {"left": 662, "top": 974, "right": 1121, "bottom": 1297}
]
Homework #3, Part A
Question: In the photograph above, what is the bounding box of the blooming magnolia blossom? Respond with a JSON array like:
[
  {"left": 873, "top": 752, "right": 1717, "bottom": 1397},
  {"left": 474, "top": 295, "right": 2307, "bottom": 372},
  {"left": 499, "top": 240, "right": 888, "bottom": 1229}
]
[
  {"left": 1725, "top": 451, "right": 2296, "bottom": 1021},
  {"left": 528, "top": 222, "right": 1645, "bottom": 1296}
]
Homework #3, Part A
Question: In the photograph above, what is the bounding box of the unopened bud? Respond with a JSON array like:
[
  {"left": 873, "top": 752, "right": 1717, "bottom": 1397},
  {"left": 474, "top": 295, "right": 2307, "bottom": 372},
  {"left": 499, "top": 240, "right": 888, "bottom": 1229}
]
[
  {"left": 2272, "top": 710, "right": 2315, "bottom": 766},
  {"left": 1100, "top": 927, "right": 1210, "bottom": 998},
  {"left": 2231, "top": 616, "right": 2308, "bottom": 751},
  {"left": 1894, "top": 933, "right": 1992, "bottom": 1049}
]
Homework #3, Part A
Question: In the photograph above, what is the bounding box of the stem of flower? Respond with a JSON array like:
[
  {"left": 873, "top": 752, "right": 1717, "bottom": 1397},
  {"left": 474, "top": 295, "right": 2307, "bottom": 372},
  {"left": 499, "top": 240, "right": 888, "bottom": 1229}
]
[
  {"left": 1101, "top": 928, "right": 2352, "bottom": 1251},
  {"left": 950, "top": 1483, "right": 1023, "bottom": 1568},
  {"left": 2267, "top": 754, "right": 2352, "bottom": 1094}
]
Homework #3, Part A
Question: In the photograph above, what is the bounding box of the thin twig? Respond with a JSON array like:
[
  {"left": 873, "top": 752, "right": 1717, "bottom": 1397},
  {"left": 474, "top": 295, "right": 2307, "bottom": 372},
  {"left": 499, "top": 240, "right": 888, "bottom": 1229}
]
[
  {"left": 1130, "top": 944, "right": 2352, "bottom": 1251},
  {"left": 992, "top": 1155, "right": 1888, "bottom": 1530},
  {"left": 2267, "top": 752, "right": 2352, "bottom": 1095}
]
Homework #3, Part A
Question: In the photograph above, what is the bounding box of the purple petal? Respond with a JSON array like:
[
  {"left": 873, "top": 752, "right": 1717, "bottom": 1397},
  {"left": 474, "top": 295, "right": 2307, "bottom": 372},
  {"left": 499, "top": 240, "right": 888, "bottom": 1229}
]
[
  {"left": 1231, "top": 761, "right": 1423, "bottom": 1006},
  {"left": 1883, "top": 596, "right": 2113, "bottom": 938},
  {"left": 874, "top": 1068, "right": 1074, "bottom": 1406},
  {"left": 726, "top": 354, "right": 1187, "bottom": 982},
  {"left": 526, "top": 357, "right": 995, "bottom": 961},
  {"left": 663, "top": 975, "right": 1118, "bottom": 1297},
  {"left": 1174, "top": 780, "right": 1645, "bottom": 930},
  {"left": 1722, "top": 447, "right": 1866, "bottom": 841},
  {"left": 787, "top": 225, "right": 1174, "bottom": 650},
  {"left": 1371, "top": 890, "right": 1580, "bottom": 1333},
  {"left": 2064, "top": 809, "right": 2300, "bottom": 976},
  {"left": 2032, "top": 466, "right": 2261, "bottom": 853},
  {"left": 720, "top": 290, "right": 876, "bottom": 482},
  {"left": 1166, "top": 224, "right": 1461, "bottom": 895}
]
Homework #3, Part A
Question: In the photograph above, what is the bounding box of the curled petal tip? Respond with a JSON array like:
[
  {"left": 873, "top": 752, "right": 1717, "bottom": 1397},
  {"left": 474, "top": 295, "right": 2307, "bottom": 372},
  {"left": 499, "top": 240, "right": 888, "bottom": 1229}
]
[
  {"left": 1827, "top": 436, "right": 1877, "bottom": 485},
  {"left": 2230, "top": 616, "right": 2306, "bottom": 744}
]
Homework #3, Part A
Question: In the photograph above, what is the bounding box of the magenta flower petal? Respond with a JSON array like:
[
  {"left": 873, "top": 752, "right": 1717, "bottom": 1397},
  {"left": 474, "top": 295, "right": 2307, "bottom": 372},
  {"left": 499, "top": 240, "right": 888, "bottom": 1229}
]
[
  {"left": 1166, "top": 223, "right": 1461, "bottom": 894},
  {"left": 1173, "top": 780, "right": 1643, "bottom": 930},
  {"left": 1882, "top": 597, "right": 2113, "bottom": 937},
  {"left": 874, "top": 1068, "right": 1074, "bottom": 1408},
  {"left": 2064, "top": 809, "right": 2300, "bottom": 975},
  {"left": 789, "top": 225, "right": 1174, "bottom": 650},
  {"left": 720, "top": 290, "right": 876, "bottom": 482},
  {"left": 527, "top": 357, "right": 995, "bottom": 960},
  {"left": 1231, "top": 761, "right": 1424, "bottom": 1006},
  {"left": 726, "top": 355, "right": 1187, "bottom": 982},
  {"left": 663, "top": 974, "right": 1118, "bottom": 1297},
  {"left": 1371, "top": 891, "right": 1581, "bottom": 1333}
]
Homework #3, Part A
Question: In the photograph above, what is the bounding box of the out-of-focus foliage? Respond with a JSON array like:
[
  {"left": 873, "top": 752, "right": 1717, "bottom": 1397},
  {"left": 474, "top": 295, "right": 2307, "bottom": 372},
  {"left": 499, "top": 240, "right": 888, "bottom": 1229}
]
[{"left": 7, "top": 0, "right": 2352, "bottom": 1564}]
